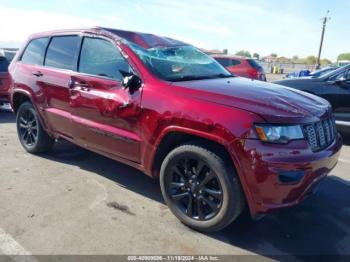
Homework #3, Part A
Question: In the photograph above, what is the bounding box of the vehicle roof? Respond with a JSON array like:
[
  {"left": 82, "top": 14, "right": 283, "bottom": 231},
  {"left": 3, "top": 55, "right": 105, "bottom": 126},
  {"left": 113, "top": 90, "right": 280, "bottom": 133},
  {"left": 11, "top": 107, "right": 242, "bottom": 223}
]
[
  {"left": 211, "top": 55, "right": 248, "bottom": 61},
  {"left": 321, "top": 64, "right": 350, "bottom": 78},
  {"left": 28, "top": 27, "right": 187, "bottom": 49}
]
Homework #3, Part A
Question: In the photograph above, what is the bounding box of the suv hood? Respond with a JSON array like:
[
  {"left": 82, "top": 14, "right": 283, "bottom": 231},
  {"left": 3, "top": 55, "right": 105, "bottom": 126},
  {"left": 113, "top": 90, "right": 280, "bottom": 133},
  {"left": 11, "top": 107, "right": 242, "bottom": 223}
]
[{"left": 173, "top": 77, "right": 330, "bottom": 123}]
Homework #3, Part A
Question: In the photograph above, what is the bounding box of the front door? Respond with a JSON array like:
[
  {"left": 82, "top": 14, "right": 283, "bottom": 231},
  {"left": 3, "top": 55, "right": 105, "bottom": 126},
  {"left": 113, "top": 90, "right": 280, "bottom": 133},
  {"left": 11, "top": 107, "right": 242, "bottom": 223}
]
[
  {"left": 326, "top": 68, "right": 350, "bottom": 123},
  {"left": 334, "top": 69, "right": 350, "bottom": 122},
  {"left": 69, "top": 36, "right": 142, "bottom": 163}
]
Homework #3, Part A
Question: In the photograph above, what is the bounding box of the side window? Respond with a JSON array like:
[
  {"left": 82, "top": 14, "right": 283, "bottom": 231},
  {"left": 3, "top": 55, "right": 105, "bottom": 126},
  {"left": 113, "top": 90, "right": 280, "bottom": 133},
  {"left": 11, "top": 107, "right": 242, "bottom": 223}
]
[
  {"left": 215, "top": 58, "right": 231, "bottom": 67},
  {"left": 346, "top": 71, "right": 350, "bottom": 81},
  {"left": 21, "top": 37, "right": 49, "bottom": 65},
  {"left": 334, "top": 70, "right": 350, "bottom": 81},
  {"left": 231, "top": 59, "right": 241, "bottom": 66},
  {"left": 45, "top": 36, "right": 80, "bottom": 70},
  {"left": 78, "top": 37, "right": 132, "bottom": 80}
]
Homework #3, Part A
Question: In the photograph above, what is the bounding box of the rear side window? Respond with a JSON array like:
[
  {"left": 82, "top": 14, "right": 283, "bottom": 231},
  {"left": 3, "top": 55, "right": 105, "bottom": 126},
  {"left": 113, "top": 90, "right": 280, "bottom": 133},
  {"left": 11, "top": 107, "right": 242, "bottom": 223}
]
[
  {"left": 78, "top": 37, "right": 132, "bottom": 80},
  {"left": 231, "top": 59, "right": 241, "bottom": 66},
  {"left": 247, "top": 59, "right": 262, "bottom": 70},
  {"left": 21, "top": 37, "right": 49, "bottom": 65},
  {"left": 45, "top": 36, "right": 80, "bottom": 70},
  {"left": 0, "top": 58, "right": 9, "bottom": 72},
  {"left": 215, "top": 58, "right": 231, "bottom": 67}
]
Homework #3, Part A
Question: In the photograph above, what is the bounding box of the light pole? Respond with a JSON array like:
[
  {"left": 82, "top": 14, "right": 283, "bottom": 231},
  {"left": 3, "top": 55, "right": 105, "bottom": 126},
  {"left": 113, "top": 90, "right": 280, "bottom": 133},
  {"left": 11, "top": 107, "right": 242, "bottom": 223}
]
[{"left": 316, "top": 10, "right": 331, "bottom": 69}]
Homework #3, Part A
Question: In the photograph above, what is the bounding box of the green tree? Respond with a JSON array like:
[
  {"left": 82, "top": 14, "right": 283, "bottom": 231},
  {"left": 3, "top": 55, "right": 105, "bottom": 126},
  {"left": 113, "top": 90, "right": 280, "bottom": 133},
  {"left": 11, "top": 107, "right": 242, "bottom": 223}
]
[
  {"left": 253, "top": 53, "right": 260, "bottom": 59},
  {"left": 337, "top": 53, "right": 350, "bottom": 61},
  {"left": 277, "top": 56, "right": 289, "bottom": 63},
  {"left": 270, "top": 53, "right": 278, "bottom": 58},
  {"left": 235, "top": 50, "right": 251, "bottom": 58},
  {"left": 320, "top": 58, "right": 332, "bottom": 65},
  {"left": 305, "top": 55, "right": 317, "bottom": 65},
  {"left": 292, "top": 55, "right": 299, "bottom": 62}
]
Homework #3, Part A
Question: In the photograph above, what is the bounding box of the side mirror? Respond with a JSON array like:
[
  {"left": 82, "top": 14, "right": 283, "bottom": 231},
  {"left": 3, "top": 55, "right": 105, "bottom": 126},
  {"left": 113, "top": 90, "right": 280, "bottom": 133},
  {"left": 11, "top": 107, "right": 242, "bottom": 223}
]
[
  {"left": 122, "top": 74, "right": 142, "bottom": 93},
  {"left": 336, "top": 76, "right": 347, "bottom": 83}
]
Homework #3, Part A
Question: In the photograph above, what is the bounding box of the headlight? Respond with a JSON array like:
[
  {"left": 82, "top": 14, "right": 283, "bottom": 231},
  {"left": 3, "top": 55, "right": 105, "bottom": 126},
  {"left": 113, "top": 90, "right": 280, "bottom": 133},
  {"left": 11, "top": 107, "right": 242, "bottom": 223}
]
[{"left": 254, "top": 124, "right": 304, "bottom": 144}]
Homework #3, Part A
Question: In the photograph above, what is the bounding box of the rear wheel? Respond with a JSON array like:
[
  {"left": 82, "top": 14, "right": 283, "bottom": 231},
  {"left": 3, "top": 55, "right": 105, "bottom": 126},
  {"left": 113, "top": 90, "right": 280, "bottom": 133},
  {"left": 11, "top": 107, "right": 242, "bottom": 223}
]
[
  {"left": 16, "top": 102, "right": 54, "bottom": 153},
  {"left": 160, "top": 142, "right": 245, "bottom": 232}
]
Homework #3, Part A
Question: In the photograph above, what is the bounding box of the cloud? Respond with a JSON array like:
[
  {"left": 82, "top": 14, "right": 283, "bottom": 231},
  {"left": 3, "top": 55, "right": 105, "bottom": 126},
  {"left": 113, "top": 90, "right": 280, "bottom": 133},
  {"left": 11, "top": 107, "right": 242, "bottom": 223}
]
[
  {"left": 0, "top": 1, "right": 344, "bottom": 60},
  {"left": 0, "top": 7, "right": 96, "bottom": 42}
]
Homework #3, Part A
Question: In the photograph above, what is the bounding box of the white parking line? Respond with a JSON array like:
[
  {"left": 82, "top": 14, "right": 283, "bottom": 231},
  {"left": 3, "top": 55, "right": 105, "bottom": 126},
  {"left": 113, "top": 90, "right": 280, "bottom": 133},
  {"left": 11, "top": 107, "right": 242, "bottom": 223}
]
[
  {"left": 0, "top": 228, "right": 37, "bottom": 262},
  {"left": 339, "top": 158, "right": 350, "bottom": 164}
]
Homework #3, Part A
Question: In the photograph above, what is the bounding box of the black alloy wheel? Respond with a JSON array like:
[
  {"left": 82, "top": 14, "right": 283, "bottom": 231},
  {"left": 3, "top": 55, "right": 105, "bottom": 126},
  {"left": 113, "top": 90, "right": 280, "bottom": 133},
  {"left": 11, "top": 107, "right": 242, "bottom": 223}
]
[
  {"left": 18, "top": 107, "right": 39, "bottom": 147},
  {"left": 16, "top": 102, "right": 54, "bottom": 153},
  {"left": 167, "top": 158, "right": 223, "bottom": 221}
]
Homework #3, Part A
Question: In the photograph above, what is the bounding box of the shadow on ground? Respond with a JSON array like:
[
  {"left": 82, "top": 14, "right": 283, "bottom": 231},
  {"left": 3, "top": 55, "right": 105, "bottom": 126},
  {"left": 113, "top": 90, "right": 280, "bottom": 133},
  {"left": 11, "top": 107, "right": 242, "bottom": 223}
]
[
  {"left": 38, "top": 139, "right": 350, "bottom": 260},
  {"left": 341, "top": 132, "right": 350, "bottom": 146},
  {"left": 0, "top": 111, "right": 15, "bottom": 124}
]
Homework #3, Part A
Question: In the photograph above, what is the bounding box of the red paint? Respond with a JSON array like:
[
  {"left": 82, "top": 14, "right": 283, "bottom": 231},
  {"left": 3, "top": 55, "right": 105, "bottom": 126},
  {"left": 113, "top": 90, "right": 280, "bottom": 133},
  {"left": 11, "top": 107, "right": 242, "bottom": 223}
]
[
  {"left": 8, "top": 28, "right": 342, "bottom": 216},
  {"left": 212, "top": 55, "right": 266, "bottom": 81},
  {"left": 0, "top": 72, "right": 10, "bottom": 102}
]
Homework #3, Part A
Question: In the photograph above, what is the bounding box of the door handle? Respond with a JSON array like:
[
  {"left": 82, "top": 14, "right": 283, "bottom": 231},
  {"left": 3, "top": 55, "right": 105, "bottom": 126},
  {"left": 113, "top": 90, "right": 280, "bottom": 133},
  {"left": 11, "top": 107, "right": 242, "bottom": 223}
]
[
  {"left": 68, "top": 79, "right": 90, "bottom": 91},
  {"left": 32, "top": 71, "right": 43, "bottom": 77}
]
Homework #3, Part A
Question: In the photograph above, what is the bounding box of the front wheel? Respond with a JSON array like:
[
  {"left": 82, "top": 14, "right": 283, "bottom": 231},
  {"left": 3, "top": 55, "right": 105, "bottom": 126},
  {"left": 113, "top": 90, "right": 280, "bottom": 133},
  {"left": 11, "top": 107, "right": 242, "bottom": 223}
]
[
  {"left": 16, "top": 102, "right": 54, "bottom": 153},
  {"left": 160, "top": 142, "right": 245, "bottom": 232}
]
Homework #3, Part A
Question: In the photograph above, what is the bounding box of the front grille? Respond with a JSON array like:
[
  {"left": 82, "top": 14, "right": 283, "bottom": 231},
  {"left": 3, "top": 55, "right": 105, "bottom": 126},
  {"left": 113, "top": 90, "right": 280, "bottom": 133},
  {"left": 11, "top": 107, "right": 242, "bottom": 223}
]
[{"left": 303, "top": 117, "right": 337, "bottom": 152}]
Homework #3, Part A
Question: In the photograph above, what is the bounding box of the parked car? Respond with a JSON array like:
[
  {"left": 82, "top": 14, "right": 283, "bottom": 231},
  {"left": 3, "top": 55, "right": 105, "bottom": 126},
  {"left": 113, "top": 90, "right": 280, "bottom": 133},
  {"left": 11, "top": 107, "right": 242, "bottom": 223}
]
[
  {"left": 309, "top": 66, "right": 339, "bottom": 78},
  {"left": 338, "top": 60, "right": 350, "bottom": 67},
  {"left": 275, "top": 64, "right": 350, "bottom": 131},
  {"left": 285, "top": 69, "right": 311, "bottom": 79},
  {"left": 212, "top": 55, "right": 266, "bottom": 81},
  {"left": 285, "top": 66, "right": 338, "bottom": 79},
  {"left": 0, "top": 48, "right": 17, "bottom": 107},
  {"left": 9, "top": 28, "right": 342, "bottom": 232}
]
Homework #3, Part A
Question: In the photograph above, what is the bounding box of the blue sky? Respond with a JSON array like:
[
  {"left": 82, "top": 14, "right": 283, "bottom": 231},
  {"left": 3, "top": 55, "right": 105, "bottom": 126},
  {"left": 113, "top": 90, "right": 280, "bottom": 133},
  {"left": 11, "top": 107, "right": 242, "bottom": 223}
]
[{"left": 0, "top": 0, "right": 348, "bottom": 61}]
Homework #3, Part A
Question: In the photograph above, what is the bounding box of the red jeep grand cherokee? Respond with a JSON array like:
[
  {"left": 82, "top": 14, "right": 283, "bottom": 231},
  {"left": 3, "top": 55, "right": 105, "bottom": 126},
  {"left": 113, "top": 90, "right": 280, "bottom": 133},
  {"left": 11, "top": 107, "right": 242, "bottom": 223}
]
[
  {"left": 213, "top": 55, "right": 267, "bottom": 81},
  {"left": 9, "top": 28, "right": 342, "bottom": 232}
]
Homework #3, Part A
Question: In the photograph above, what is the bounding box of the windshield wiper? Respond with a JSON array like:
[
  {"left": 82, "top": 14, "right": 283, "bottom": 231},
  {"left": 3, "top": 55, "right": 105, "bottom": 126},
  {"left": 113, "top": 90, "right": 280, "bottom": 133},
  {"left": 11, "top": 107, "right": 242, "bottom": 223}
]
[
  {"left": 167, "top": 75, "right": 214, "bottom": 82},
  {"left": 208, "top": 73, "right": 234, "bottom": 79},
  {"left": 167, "top": 73, "right": 234, "bottom": 82}
]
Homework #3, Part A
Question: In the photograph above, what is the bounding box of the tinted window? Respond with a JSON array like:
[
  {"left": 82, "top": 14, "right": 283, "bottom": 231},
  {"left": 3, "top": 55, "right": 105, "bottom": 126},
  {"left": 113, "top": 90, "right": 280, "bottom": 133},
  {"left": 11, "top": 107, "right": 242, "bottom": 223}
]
[
  {"left": 231, "top": 59, "right": 241, "bottom": 66},
  {"left": 247, "top": 59, "right": 262, "bottom": 69},
  {"left": 0, "top": 55, "right": 9, "bottom": 72},
  {"left": 214, "top": 58, "right": 231, "bottom": 67},
  {"left": 45, "top": 36, "right": 80, "bottom": 70},
  {"left": 79, "top": 37, "right": 132, "bottom": 80},
  {"left": 346, "top": 71, "right": 350, "bottom": 81},
  {"left": 338, "top": 70, "right": 350, "bottom": 81},
  {"left": 21, "top": 37, "right": 49, "bottom": 65}
]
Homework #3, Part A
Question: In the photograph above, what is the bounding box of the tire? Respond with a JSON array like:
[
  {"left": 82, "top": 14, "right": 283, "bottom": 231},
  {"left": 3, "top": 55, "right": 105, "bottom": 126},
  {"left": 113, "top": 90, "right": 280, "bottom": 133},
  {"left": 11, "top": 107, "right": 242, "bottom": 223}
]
[
  {"left": 16, "top": 102, "right": 54, "bottom": 153},
  {"left": 160, "top": 142, "right": 245, "bottom": 232}
]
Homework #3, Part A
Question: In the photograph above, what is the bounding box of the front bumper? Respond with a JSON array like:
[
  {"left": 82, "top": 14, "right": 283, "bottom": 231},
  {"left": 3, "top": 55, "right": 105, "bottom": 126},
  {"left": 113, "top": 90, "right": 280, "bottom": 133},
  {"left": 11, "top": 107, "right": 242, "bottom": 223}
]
[{"left": 235, "top": 134, "right": 342, "bottom": 215}]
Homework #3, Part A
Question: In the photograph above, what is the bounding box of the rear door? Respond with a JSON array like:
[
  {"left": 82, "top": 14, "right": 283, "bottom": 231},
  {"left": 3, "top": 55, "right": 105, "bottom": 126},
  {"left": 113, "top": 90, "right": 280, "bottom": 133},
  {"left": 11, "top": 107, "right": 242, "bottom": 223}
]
[
  {"left": 41, "top": 35, "right": 81, "bottom": 138},
  {"left": 11, "top": 37, "right": 49, "bottom": 109},
  {"left": 69, "top": 35, "right": 142, "bottom": 162}
]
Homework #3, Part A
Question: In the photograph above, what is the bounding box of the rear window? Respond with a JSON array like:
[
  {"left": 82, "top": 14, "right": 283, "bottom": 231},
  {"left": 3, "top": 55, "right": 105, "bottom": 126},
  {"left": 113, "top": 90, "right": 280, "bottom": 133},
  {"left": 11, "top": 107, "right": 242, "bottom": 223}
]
[
  {"left": 45, "top": 36, "right": 80, "bottom": 70},
  {"left": 247, "top": 59, "right": 262, "bottom": 70},
  {"left": 21, "top": 37, "right": 49, "bottom": 65}
]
